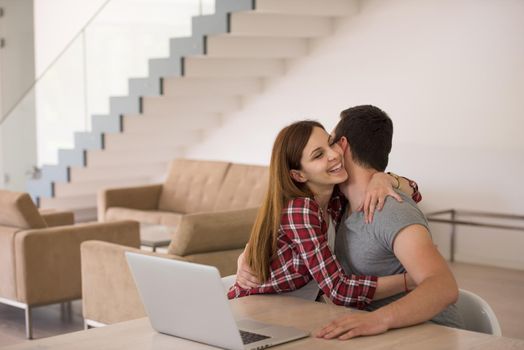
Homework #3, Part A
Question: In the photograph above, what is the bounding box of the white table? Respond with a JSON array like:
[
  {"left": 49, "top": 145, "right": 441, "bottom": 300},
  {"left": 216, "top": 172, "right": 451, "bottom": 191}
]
[{"left": 5, "top": 295, "right": 524, "bottom": 350}]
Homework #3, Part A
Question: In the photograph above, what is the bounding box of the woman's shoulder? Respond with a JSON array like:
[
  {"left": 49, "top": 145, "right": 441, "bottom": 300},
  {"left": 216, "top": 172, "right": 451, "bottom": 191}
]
[
  {"left": 281, "top": 197, "right": 322, "bottom": 227},
  {"left": 285, "top": 196, "right": 320, "bottom": 212}
]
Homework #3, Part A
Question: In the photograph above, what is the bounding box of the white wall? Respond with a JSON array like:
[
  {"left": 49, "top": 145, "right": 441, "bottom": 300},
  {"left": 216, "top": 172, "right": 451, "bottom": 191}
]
[
  {"left": 0, "top": 0, "right": 37, "bottom": 191},
  {"left": 33, "top": 0, "right": 107, "bottom": 77},
  {"left": 187, "top": 0, "right": 524, "bottom": 269},
  {"left": 33, "top": 0, "right": 212, "bottom": 165}
]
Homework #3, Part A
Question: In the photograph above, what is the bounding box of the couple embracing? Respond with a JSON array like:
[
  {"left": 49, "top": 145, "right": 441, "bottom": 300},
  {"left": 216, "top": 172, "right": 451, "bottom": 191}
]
[{"left": 228, "top": 105, "right": 464, "bottom": 340}]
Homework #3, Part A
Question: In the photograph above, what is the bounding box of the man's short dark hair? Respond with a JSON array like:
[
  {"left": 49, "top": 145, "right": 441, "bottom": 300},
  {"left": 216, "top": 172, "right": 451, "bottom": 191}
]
[{"left": 333, "top": 105, "right": 393, "bottom": 171}]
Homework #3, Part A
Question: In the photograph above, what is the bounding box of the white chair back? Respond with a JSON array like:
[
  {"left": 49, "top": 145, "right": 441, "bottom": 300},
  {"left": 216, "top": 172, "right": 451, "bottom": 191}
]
[
  {"left": 456, "top": 289, "right": 502, "bottom": 336},
  {"left": 221, "top": 275, "right": 237, "bottom": 291}
]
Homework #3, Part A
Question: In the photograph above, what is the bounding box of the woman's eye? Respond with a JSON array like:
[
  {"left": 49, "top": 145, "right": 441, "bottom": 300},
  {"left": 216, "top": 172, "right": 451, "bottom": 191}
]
[{"left": 314, "top": 152, "right": 323, "bottom": 159}]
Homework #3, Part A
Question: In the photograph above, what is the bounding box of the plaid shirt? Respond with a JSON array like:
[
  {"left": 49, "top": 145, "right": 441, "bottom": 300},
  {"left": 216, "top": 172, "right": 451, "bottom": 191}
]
[
  {"left": 406, "top": 177, "right": 422, "bottom": 203},
  {"left": 227, "top": 182, "right": 422, "bottom": 309}
]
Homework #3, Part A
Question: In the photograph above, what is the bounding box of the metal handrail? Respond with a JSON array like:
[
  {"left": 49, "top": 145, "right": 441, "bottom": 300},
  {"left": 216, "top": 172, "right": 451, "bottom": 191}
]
[
  {"left": 0, "top": 0, "right": 112, "bottom": 125},
  {"left": 426, "top": 209, "right": 524, "bottom": 262}
]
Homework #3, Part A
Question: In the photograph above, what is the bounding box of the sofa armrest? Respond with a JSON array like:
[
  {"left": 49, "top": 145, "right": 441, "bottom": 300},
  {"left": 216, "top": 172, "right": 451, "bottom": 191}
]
[
  {"left": 184, "top": 249, "right": 244, "bottom": 277},
  {"left": 14, "top": 220, "right": 140, "bottom": 305},
  {"left": 40, "top": 211, "right": 75, "bottom": 227},
  {"left": 81, "top": 240, "right": 183, "bottom": 324},
  {"left": 169, "top": 207, "right": 258, "bottom": 256},
  {"left": 97, "top": 184, "right": 162, "bottom": 222},
  {"left": 0, "top": 226, "right": 21, "bottom": 300}
]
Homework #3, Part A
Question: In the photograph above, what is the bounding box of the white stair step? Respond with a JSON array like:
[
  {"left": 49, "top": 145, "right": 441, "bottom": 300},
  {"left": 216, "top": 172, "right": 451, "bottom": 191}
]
[
  {"left": 184, "top": 57, "right": 285, "bottom": 78},
  {"left": 206, "top": 35, "right": 308, "bottom": 58},
  {"left": 163, "top": 77, "right": 263, "bottom": 96},
  {"left": 104, "top": 131, "right": 199, "bottom": 151},
  {"left": 255, "top": 0, "right": 358, "bottom": 17},
  {"left": 40, "top": 194, "right": 96, "bottom": 211},
  {"left": 70, "top": 162, "right": 168, "bottom": 182},
  {"left": 87, "top": 148, "right": 182, "bottom": 167},
  {"left": 123, "top": 113, "right": 221, "bottom": 133},
  {"left": 230, "top": 12, "right": 332, "bottom": 38},
  {"left": 54, "top": 177, "right": 156, "bottom": 197},
  {"left": 142, "top": 95, "right": 241, "bottom": 114}
]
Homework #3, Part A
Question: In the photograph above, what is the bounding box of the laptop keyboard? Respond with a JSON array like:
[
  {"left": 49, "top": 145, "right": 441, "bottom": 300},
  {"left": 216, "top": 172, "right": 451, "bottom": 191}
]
[{"left": 240, "top": 330, "right": 271, "bottom": 345}]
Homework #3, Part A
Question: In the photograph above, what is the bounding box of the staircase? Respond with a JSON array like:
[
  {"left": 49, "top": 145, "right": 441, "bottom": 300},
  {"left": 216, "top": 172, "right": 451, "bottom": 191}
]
[{"left": 28, "top": 0, "right": 358, "bottom": 222}]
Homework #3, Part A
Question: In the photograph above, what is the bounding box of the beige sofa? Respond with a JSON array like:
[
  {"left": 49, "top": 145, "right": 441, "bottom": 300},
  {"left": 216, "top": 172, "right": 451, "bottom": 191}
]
[
  {"left": 84, "top": 158, "right": 268, "bottom": 326},
  {"left": 0, "top": 189, "right": 140, "bottom": 339},
  {"left": 98, "top": 158, "right": 267, "bottom": 224},
  {"left": 97, "top": 158, "right": 268, "bottom": 275}
]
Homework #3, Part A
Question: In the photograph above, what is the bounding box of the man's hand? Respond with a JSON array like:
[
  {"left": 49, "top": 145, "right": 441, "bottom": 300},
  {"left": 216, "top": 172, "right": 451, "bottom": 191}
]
[
  {"left": 315, "top": 311, "right": 389, "bottom": 340},
  {"left": 235, "top": 250, "right": 261, "bottom": 289},
  {"left": 358, "top": 172, "right": 402, "bottom": 224}
]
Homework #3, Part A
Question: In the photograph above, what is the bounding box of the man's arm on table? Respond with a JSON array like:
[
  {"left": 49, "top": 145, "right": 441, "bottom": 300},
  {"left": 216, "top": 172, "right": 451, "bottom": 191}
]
[{"left": 316, "top": 224, "right": 459, "bottom": 340}]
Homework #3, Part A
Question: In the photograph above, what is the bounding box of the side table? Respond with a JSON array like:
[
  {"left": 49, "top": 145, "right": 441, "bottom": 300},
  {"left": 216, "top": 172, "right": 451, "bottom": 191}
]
[{"left": 139, "top": 223, "right": 173, "bottom": 252}]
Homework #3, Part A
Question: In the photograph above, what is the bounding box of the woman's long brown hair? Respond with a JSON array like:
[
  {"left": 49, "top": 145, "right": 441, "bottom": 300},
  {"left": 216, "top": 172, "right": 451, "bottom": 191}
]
[{"left": 246, "top": 120, "right": 325, "bottom": 282}]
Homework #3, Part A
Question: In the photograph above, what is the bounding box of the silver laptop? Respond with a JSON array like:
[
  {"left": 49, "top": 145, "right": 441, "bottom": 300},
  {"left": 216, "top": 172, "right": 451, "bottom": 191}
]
[{"left": 125, "top": 253, "right": 309, "bottom": 350}]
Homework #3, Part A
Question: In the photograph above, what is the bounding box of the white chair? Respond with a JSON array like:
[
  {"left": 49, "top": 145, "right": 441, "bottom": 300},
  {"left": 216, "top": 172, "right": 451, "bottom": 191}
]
[
  {"left": 222, "top": 274, "right": 237, "bottom": 291},
  {"left": 456, "top": 289, "right": 502, "bottom": 336}
]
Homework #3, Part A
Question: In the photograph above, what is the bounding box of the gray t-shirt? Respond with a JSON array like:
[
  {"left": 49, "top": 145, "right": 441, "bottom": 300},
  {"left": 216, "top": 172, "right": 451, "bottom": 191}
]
[{"left": 335, "top": 191, "right": 464, "bottom": 329}]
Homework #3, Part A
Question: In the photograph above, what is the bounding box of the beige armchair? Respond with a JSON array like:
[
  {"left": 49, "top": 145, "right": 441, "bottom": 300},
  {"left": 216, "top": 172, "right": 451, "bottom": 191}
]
[
  {"left": 0, "top": 189, "right": 140, "bottom": 339},
  {"left": 81, "top": 241, "right": 176, "bottom": 326},
  {"left": 85, "top": 159, "right": 267, "bottom": 327},
  {"left": 81, "top": 205, "right": 258, "bottom": 327}
]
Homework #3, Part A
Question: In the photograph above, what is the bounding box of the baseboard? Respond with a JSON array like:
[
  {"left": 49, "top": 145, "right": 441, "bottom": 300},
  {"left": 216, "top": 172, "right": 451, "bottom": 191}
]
[{"left": 454, "top": 253, "right": 524, "bottom": 271}]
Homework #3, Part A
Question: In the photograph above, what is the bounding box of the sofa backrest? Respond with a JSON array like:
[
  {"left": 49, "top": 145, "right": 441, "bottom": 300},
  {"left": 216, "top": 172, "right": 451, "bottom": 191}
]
[
  {"left": 213, "top": 164, "right": 269, "bottom": 211},
  {"left": 0, "top": 190, "right": 47, "bottom": 229},
  {"left": 158, "top": 159, "right": 230, "bottom": 214}
]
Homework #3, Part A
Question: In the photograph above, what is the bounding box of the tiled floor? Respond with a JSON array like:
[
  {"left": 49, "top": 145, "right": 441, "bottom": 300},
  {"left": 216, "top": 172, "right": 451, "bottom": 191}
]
[
  {"left": 0, "top": 262, "right": 523, "bottom": 347},
  {"left": 0, "top": 301, "right": 84, "bottom": 346}
]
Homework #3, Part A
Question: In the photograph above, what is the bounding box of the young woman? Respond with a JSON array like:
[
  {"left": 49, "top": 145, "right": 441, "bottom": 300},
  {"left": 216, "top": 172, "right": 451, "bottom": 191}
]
[{"left": 227, "top": 120, "right": 420, "bottom": 308}]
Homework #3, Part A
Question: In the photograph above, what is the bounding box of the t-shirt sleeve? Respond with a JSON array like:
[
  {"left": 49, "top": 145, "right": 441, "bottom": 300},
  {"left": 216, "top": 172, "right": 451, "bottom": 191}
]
[{"left": 371, "top": 192, "right": 430, "bottom": 252}]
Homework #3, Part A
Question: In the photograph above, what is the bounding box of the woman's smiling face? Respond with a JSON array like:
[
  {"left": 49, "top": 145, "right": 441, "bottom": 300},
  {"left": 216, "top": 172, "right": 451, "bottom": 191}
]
[{"left": 291, "top": 126, "right": 348, "bottom": 194}]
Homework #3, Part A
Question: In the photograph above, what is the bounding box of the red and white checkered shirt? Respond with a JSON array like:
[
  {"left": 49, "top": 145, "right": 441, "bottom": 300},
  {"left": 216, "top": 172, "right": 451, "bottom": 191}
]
[
  {"left": 227, "top": 182, "right": 422, "bottom": 309},
  {"left": 227, "top": 188, "right": 377, "bottom": 308}
]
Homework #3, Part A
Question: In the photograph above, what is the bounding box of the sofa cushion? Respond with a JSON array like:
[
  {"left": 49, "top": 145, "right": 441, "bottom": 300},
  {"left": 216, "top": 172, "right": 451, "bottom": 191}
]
[
  {"left": 0, "top": 190, "right": 47, "bottom": 229},
  {"left": 168, "top": 207, "right": 257, "bottom": 256},
  {"left": 158, "top": 159, "right": 230, "bottom": 214},
  {"left": 105, "top": 207, "right": 183, "bottom": 227},
  {"left": 214, "top": 164, "right": 268, "bottom": 211}
]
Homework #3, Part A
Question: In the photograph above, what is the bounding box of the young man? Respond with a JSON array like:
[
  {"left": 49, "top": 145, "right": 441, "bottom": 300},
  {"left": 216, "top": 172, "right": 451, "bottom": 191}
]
[{"left": 316, "top": 105, "right": 462, "bottom": 339}]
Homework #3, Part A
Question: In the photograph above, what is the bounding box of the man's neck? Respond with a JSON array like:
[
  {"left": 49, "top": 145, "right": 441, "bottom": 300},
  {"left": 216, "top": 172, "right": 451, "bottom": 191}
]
[{"left": 341, "top": 164, "right": 378, "bottom": 212}]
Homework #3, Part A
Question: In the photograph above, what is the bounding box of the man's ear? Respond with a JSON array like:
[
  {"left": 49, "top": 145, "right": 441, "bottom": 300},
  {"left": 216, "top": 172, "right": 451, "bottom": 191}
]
[
  {"left": 338, "top": 136, "right": 349, "bottom": 152},
  {"left": 290, "top": 169, "right": 307, "bottom": 183}
]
